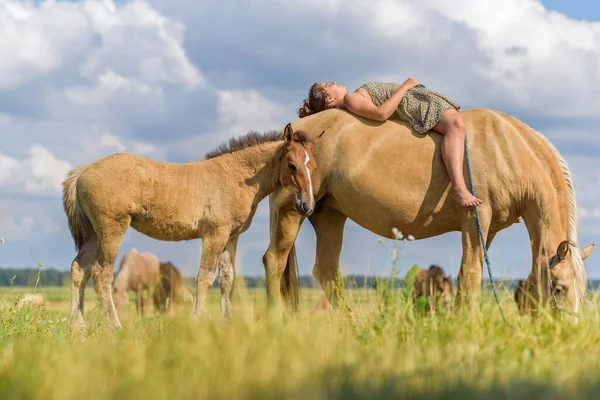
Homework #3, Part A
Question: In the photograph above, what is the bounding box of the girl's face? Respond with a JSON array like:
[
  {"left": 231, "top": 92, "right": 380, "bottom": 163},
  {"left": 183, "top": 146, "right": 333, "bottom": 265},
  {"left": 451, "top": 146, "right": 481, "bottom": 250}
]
[{"left": 320, "top": 81, "right": 347, "bottom": 108}]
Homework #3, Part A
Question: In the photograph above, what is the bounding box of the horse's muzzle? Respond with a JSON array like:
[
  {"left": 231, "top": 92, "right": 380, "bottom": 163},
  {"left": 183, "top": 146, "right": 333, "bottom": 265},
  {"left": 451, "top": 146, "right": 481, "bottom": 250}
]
[{"left": 295, "top": 194, "right": 314, "bottom": 216}]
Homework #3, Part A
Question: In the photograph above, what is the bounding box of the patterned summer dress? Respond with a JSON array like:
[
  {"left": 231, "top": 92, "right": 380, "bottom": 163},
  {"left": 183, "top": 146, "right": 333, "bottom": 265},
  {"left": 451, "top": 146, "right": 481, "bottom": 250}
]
[{"left": 356, "top": 82, "right": 460, "bottom": 134}]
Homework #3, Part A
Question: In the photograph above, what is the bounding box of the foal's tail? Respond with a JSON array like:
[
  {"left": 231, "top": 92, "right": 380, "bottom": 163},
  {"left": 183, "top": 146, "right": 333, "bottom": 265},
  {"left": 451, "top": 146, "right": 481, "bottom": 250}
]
[
  {"left": 280, "top": 244, "right": 300, "bottom": 311},
  {"left": 62, "top": 165, "right": 94, "bottom": 251}
]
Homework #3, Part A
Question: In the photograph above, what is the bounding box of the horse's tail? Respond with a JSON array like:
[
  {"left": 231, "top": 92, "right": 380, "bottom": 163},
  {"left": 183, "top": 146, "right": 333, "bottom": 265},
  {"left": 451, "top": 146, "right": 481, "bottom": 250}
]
[
  {"left": 62, "top": 165, "right": 94, "bottom": 251},
  {"left": 280, "top": 244, "right": 300, "bottom": 311}
]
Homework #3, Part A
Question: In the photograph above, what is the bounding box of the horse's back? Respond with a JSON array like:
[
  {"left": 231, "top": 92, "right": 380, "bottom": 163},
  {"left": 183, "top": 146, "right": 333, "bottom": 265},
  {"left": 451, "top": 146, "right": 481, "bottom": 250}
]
[
  {"left": 292, "top": 108, "right": 540, "bottom": 238},
  {"left": 77, "top": 153, "right": 210, "bottom": 241},
  {"left": 121, "top": 249, "right": 160, "bottom": 288}
]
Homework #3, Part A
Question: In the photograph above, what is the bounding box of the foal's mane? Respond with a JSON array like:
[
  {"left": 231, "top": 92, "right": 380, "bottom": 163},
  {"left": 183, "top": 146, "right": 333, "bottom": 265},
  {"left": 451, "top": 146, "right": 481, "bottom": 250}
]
[{"left": 204, "top": 129, "right": 310, "bottom": 160}]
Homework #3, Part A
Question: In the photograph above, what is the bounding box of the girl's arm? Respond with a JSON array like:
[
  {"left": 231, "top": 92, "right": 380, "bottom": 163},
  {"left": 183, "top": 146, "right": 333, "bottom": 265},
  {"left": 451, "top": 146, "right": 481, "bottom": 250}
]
[{"left": 343, "top": 78, "right": 419, "bottom": 122}]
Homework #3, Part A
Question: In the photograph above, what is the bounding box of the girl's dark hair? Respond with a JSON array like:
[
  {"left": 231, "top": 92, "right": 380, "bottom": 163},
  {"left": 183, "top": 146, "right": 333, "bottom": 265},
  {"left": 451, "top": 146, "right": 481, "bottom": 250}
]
[{"left": 298, "top": 83, "right": 327, "bottom": 118}]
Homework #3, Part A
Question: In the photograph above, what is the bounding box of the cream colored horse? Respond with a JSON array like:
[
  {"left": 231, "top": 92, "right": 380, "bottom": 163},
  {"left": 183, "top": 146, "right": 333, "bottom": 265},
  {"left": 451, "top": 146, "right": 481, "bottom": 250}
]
[
  {"left": 62, "top": 124, "right": 317, "bottom": 331},
  {"left": 263, "top": 108, "right": 595, "bottom": 319},
  {"left": 112, "top": 248, "right": 160, "bottom": 316}
]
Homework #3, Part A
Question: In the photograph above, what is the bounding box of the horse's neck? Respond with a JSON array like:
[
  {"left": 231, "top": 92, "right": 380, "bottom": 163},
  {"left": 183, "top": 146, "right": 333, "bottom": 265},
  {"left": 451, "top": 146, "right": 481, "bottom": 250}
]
[
  {"left": 113, "top": 269, "right": 129, "bottom": 291},
  {"left": 525, "top": 193, "right": 570, "bottom": 275},
  {"left": 215, "top": 142, "right": 282, "bottom": 205}
]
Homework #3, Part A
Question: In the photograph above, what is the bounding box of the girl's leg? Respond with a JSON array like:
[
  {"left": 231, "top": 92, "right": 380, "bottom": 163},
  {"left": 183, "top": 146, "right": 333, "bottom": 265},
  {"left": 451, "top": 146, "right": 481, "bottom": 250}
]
[{"left": 432, "top": 109, "right": 482, "bottom": 207}]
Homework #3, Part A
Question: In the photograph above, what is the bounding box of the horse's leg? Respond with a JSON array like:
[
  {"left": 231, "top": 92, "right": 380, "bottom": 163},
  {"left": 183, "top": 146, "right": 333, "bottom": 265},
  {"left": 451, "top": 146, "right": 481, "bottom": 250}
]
[
  {"left": 455, "top": 206, "right": 492, "bottom": 310},
  {"left": 262, "top": 206, "right": 304, "bottom": 309},
  {"left": 191, "top": 229, "right": 230, "bottom": 319},
  {"left": 91, "top": 216, "right": 130, "bottom": 331},
  {"left": 308, "top": 206, "right": 348, "bottom": 310},
  {"left": 486, "top": 232, "right": 497, "bottom": 249},
  {"left": 218, "top": 237, "right": 238, "bottom": 322},
  {"left": 137, "top": 284, "right": 144, "bottom": 317},
  {"left": 69, "top": 238, "right": 97, "bottom": 332}
]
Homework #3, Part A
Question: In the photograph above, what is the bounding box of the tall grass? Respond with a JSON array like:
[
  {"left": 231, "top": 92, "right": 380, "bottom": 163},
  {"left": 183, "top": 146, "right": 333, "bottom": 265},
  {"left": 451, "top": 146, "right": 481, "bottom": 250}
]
[{"left": 0, "top": 275, "right": 599, "bottom": 399}]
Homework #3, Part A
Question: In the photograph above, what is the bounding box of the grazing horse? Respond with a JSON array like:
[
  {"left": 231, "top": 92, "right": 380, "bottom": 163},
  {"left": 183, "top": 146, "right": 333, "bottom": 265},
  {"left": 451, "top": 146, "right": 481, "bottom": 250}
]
[
  {"left": 153, "top": 261, "right": 190, "bottom": 313},
  {"left": 262, "top": 108, "right": 594, "bottom": 320},
  {"left": 112, "top": 248, "right": 160, "bottom": 316},
  {"left": 62, "top": 124, "right": 317, "bottom": 331},
  {"left": 15, "top": 293, "right": 46, "bottom": 310},
  {"left": 412, "top": 265, "right": 453, "bottom": 311}
]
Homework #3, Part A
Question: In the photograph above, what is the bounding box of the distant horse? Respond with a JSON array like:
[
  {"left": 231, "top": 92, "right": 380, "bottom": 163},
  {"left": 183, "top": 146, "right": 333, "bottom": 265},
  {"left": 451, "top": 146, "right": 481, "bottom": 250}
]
[
  {"left": 112, "top": 248, "right": 160, "bottom": 316},
  {"left": 63, "top": 124, "right": 318, "bottom": 331},
  {"left": 153, "top": 261, "right": 191, "bottom": 313},
  {"left": 262, "top": 108, "right": 594, "bottom": 320},
  {"left": 412, "top": 265, "right": 453, "bottom": 311},
  {"left": 15, "top": 293, "right": 46, "bottom": 310}
]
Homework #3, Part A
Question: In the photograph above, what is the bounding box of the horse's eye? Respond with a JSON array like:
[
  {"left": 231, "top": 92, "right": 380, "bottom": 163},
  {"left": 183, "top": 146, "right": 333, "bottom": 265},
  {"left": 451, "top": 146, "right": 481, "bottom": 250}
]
[
  {"left": 554, "top": 286, "right": 564, "bottom": 295},
  {"left": 288, "top": 163, "right": 296, "bottom": 170}
]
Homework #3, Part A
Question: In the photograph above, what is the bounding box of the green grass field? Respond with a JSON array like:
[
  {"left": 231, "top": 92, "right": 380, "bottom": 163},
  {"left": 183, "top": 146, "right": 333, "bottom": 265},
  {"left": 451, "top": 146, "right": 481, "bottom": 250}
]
[{"left": 1, "top": 280, "right": 600, "bottom": 400}]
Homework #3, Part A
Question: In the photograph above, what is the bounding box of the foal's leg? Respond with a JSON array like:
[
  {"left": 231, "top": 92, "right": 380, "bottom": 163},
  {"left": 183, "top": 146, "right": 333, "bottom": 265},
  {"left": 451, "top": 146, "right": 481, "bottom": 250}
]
[
  {"left": 455, "top": 206, "right": 492, "bottom": 310},
  {"left": 192, "top": 229, "right": 230, "bottom": 319},
  {"left": 91, "top": 216, "right": 131, "bottom": 331},
  {"left": 308, "top": 206, "right": 348, "bottom": 310},
  {"left": 218, "top": 237, "right": 238, "bottom": 321},
  {"left": 69, "top": 238, "right": 98, "bottom": 332},
  {"left": 262, "top": 200, "right": 304, "bottom": 309}
]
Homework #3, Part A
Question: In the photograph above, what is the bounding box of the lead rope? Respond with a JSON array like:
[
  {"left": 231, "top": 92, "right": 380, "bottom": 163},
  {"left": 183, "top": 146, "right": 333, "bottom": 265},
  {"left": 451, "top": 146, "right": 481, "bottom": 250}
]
[{"left": 463, "top": 133, "right": 511, "bottom": 326}]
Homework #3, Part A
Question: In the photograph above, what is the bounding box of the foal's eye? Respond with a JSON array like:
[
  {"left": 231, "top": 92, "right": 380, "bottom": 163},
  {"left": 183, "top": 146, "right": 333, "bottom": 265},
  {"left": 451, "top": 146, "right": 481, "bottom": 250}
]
[{"left": 288, "top": 163, "right": 296, "bottom": 171}]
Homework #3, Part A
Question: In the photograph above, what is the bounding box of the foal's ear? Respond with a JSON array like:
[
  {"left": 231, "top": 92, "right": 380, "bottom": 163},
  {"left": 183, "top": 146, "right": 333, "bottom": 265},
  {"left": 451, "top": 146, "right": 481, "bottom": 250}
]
[
  {"left": 557, "top": 240, "right": 571, "bottom": 262},
  {"left": 284, "top": 123, "right": 294, "bottom": 144}
]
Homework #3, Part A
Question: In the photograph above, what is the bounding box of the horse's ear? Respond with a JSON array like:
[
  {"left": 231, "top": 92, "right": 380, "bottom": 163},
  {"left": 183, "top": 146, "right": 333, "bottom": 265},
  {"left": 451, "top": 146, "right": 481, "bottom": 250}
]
[
  {"left": 557, "top": 240, "right": 570, "bottom": 262},
  {"left": 284, "top": 123, "right": 293, "bottom": 144},
  {"left": 581, "top": 243, "right": 595, "bottom": 260}
]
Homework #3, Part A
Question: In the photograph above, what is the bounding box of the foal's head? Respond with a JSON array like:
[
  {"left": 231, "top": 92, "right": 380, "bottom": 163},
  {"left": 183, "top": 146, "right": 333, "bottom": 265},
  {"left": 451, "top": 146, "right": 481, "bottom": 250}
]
[{"left": 280, "top": 123, "right": 319, "bottom": 216}]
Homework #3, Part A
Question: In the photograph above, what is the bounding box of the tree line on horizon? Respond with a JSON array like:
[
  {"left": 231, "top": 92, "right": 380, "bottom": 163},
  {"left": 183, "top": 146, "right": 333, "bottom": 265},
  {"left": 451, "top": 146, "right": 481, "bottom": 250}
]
[{"left": 0, "top": 267, "right": 596, "bottom": 291}]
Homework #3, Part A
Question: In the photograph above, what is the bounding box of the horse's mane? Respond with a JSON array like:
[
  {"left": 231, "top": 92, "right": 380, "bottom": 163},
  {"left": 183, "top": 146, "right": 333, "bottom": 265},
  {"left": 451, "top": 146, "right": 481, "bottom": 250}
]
[
  {"left": 205, "top": 130, "right": 282, "bottom": 160},
  {"left": 205, "top": 129, "right": 311, "bottom": 160}
]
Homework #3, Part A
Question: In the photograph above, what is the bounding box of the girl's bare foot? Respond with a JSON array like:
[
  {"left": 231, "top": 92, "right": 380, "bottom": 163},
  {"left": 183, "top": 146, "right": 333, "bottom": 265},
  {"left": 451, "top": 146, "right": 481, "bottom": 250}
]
[{"left": 454, "top": 187, "right": 483, "bottom": 207}]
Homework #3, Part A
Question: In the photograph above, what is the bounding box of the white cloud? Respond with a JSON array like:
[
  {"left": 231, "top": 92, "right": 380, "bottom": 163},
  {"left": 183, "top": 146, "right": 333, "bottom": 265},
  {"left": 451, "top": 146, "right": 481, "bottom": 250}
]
[
  {"left": 0, "top": 0, "right": 202, "bottom": 93},
  {"left": 132, "top": 142, "right": 157, "bottom": 156},
  {"left": 0, "top": 0, "right": 599, "bottom": 276},
  {"left": 217, "top": 90, "right": 294, "bottom": 135},
  {"left": 171, "top": 90, "right": 295, "bottom": 161},
  {"left": 98, "top": 132, "right": 126, "bottom": 152},
  {"left": 0, "top": 145, "right": 71, "bottom": 196},
  {"left": 0, "top": 211, "right": 60, "bottom": 239}
]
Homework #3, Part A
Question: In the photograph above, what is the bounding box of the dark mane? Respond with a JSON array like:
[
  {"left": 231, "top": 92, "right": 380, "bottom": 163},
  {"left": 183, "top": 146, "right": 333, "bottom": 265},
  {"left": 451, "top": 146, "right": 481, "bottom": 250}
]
[{"left": 204, "top": 130, "right": 283, "bottom": 160}]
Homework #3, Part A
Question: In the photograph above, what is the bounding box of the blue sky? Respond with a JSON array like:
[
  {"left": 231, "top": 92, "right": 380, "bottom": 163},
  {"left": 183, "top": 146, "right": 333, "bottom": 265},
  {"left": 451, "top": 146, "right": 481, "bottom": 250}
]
[
  {"left": 542, "top": 0, "right": 600, "bottom": 21},
  {"left": 0, "top": 0, "right": 599, "bottom": 281}
]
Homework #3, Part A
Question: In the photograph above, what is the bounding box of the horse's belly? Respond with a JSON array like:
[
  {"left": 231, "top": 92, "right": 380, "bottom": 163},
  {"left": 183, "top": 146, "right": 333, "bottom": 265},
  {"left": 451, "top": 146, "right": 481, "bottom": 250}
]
[
  {"left": 130, "top": 214, "right": 200, "bottom": 242},
  {"left": 328, "top": 185, "right": 460, "bottom": 240}
]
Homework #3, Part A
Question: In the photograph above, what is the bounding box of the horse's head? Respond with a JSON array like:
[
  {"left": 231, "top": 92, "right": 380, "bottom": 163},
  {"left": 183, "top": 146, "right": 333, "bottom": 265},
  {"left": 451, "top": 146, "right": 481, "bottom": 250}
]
[
  {"left": 112, "top": 286, "right": 129, "bottom": 311},
  {"left": 428, "top": 265, "right": 453, "bottom": 307},
  {"left": 279, "top": 123, "right": 320, "bottom": 216},
  {"left": 515, "top": 240, "right": 595, "bottom": 318},
  {"left": 439, "top": 273, "right": 453, "bottom": 306}
]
